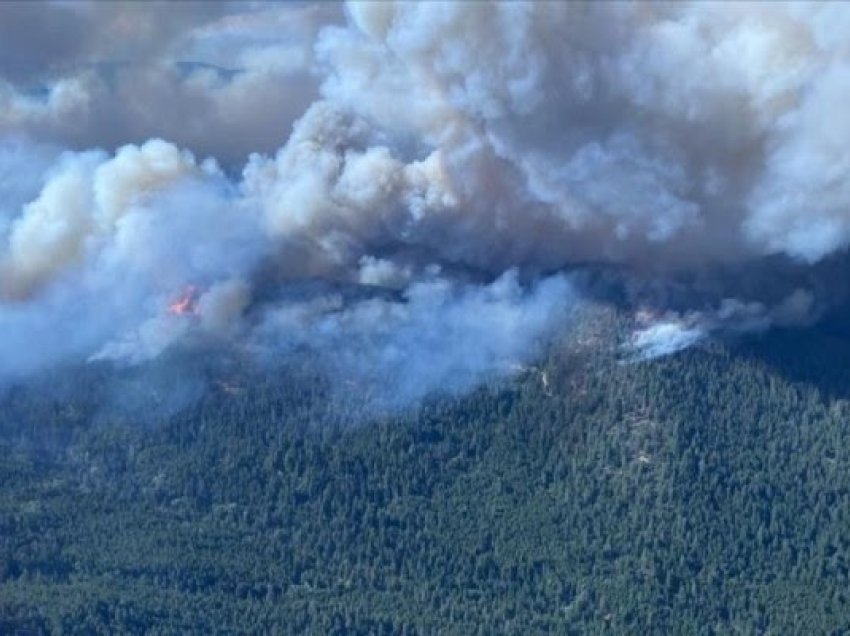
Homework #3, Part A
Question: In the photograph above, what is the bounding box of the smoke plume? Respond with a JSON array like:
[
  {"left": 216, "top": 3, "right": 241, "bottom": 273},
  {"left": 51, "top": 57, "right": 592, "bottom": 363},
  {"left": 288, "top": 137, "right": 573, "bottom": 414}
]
[{"left": 2, "top": 2, "right": 850, "bottom": 409}]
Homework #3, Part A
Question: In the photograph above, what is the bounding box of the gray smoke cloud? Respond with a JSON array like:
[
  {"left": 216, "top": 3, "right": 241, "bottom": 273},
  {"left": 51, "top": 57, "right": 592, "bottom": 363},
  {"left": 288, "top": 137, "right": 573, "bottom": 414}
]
[
  {"left": 0, "top": 2, "right": 343, "bottom": 164},
  {"left": 2, "top": 1, "right": 850, "bottom": 409}
]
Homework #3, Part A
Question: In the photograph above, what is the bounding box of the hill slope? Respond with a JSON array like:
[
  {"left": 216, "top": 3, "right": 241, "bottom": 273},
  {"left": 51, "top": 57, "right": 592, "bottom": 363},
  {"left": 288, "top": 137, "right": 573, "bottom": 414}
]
[{"left": 2, "top": 329, "right": 850, "bottom": 634}]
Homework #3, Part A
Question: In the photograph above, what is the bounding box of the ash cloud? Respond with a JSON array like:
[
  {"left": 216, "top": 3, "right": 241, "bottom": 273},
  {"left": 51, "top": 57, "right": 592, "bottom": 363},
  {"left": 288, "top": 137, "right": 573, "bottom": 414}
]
[{"left": 2, "top": 2, "right": 850, "bottom": 411}]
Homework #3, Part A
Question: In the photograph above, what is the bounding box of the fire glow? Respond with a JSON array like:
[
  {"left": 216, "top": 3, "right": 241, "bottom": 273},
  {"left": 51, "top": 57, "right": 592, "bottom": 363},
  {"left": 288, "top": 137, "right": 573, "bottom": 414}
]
[{"left": 167, "top": 285, "right": 199, "bottom": 317}]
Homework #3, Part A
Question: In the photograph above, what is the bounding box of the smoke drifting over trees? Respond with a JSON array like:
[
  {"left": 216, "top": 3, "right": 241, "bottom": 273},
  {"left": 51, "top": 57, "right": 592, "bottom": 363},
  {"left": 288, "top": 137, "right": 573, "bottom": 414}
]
[{"left": 2, "top": 2, "right": 850, "bottom": 404}]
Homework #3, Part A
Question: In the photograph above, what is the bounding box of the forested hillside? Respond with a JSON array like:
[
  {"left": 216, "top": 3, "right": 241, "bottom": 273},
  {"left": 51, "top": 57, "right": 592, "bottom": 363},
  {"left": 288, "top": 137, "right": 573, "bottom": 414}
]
[{"left": 3, "top": 326, "right": 850, "bottom": 634}]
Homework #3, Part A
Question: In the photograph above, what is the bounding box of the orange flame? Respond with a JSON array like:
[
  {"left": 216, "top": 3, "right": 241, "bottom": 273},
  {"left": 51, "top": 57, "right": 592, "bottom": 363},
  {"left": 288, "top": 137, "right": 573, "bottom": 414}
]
[{"left": 167, "top": 285, "right": 199, "bottom": 316}]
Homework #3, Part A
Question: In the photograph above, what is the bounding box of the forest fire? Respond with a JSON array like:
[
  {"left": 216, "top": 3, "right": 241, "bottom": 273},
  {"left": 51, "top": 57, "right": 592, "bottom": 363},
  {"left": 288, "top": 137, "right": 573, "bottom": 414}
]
[{"left": 167, "top": 285, "right": 199, "bottom": 317}]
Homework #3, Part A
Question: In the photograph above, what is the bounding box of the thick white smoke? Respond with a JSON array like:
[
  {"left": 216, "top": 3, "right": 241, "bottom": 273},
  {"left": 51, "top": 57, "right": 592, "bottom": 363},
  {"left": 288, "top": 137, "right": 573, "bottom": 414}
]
[
  {"left": 315, "top": 2, "right": 850, "bottom": 268},
  {"left": 253, "top": 270, "right": 574, "bottom": 408},
  {"left": 626, "top": 288, "right": 816, "bottom": 360},
  {"left": 1, "top": 2, "right": 850, "bottom": 404}
]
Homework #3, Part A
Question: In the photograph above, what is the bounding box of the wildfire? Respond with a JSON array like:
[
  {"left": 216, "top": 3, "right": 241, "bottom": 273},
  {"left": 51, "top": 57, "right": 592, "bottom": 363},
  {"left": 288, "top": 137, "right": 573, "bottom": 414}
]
[{"left": 167, "top": 285, "right": 199, "bottom": 317}]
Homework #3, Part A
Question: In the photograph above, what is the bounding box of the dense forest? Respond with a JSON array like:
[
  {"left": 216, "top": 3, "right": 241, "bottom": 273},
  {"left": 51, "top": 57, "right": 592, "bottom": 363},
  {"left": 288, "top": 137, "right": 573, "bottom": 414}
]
[{"left": 3, "top": 315, "right": 850, "bottom": 634}]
